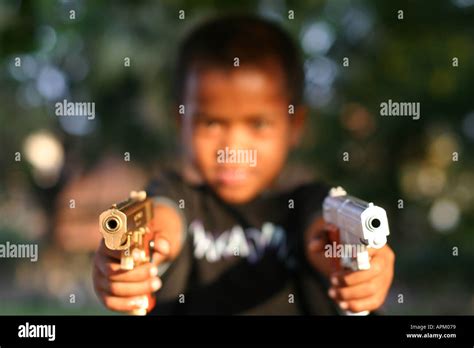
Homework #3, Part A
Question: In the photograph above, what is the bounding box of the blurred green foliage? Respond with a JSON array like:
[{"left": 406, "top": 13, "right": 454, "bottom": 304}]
[{"left": 0, "top": 0, "right": 473, "bottom": 314}]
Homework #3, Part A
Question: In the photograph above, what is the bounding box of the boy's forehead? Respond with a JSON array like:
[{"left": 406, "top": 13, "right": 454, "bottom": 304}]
[{"left": 184, "top": 62, "right": 288, "bottom": 111}]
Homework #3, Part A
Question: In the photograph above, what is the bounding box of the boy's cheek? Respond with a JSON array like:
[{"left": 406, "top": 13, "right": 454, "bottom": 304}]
[{"left": 191, "top": 137, "right": 218, "bottom": 165}]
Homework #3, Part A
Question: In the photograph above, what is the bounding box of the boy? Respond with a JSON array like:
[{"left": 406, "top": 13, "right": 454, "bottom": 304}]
[{"left": 93, "top": 14, "right": 395, "bottom": 315}]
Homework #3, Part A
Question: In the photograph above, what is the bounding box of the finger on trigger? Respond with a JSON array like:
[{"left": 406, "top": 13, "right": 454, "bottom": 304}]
[
  {"left": 330, "top": 264, "right": 382, "bottom": 287},
  {"left": 108, "top": 263, "right": 159, "bottom": 282}
]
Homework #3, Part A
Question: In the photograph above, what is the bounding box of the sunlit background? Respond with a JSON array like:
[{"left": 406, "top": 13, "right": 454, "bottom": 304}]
[{"left": 0, "top": 0, "right": 473, "bottom": 314}]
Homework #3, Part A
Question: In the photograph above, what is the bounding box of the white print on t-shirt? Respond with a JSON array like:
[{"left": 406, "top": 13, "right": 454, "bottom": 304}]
[{"left": 189, "top": 220, "right": 287, "bottom": 264}]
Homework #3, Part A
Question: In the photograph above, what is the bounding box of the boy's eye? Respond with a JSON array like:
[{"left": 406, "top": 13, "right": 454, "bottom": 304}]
[
  {"left": 197, "top": 118, "right": 220, "bottom": 128},
  {"left": 251, "top": 119, "right": 270, "bottom": 129},
  {"left": 205, "top": 120, "right": 220, "bottom": 128}
]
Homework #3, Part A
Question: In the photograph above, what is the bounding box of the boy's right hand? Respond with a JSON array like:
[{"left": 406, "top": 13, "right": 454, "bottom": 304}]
[{"left": 92, "top": 236, "right": 171, "bottom": 313}]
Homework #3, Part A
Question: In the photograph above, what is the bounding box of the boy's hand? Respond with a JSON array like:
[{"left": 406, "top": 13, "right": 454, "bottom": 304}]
[
  {"left": 305, "top": 218, "right": 395, "bottom": 313},
  {"left": 92, "top": 236, "right": 170, "bottom": 313},
  {"left": 93, "top": 202, "right": 184, "bottom": 313}
]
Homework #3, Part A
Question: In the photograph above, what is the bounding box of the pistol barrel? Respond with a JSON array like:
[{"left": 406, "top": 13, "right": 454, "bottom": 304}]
[{"left": 99, "top": 194, "right": 154, "bottom": 250}]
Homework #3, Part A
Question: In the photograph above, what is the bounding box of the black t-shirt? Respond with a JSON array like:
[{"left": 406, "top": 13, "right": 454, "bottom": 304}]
[{"left": 146, "top": 170, "right": 338, "bottom": 315}]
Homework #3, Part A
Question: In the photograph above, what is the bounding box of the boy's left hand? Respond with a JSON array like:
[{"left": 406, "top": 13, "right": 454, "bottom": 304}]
[{"left": 305, "top": 218, "right": 395, "bottom": 313}]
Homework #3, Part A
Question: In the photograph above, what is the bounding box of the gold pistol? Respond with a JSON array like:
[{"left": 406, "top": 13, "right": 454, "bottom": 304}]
[{"left": 99, "top": 190, "right": 156, "bottom": 315}]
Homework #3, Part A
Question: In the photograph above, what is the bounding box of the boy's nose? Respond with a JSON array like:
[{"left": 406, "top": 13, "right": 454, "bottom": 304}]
[{"left": 219, "top": 126, "right": 251, "bottom": 149}]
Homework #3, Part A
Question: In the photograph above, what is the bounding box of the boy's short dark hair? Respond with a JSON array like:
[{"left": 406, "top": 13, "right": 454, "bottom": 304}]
[{"left": 175, "top": 14, "right": 304, "bottom": 105}]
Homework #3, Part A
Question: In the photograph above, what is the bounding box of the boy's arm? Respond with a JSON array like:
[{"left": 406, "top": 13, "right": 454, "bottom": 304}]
[
  {"left": 304, "top": 216, "right": 395, "bottom": 313},
  {"left": 149, "top": 199, "right": 186, "bottom": 270}
]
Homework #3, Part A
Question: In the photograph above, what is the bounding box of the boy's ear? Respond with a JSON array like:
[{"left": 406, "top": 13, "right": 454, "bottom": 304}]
[{"left": 289, "top": 105, "right": 308, "bottom": 148}]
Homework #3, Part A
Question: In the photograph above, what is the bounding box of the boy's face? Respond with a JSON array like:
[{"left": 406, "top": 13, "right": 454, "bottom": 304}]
[{"left": 180, "top": 60, "right": 305, "bottom": 204}]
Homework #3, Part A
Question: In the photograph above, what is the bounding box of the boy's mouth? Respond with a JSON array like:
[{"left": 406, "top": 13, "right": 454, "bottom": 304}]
[{"left": 215, "top": 167, "right": 251, "bottom": 187}]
